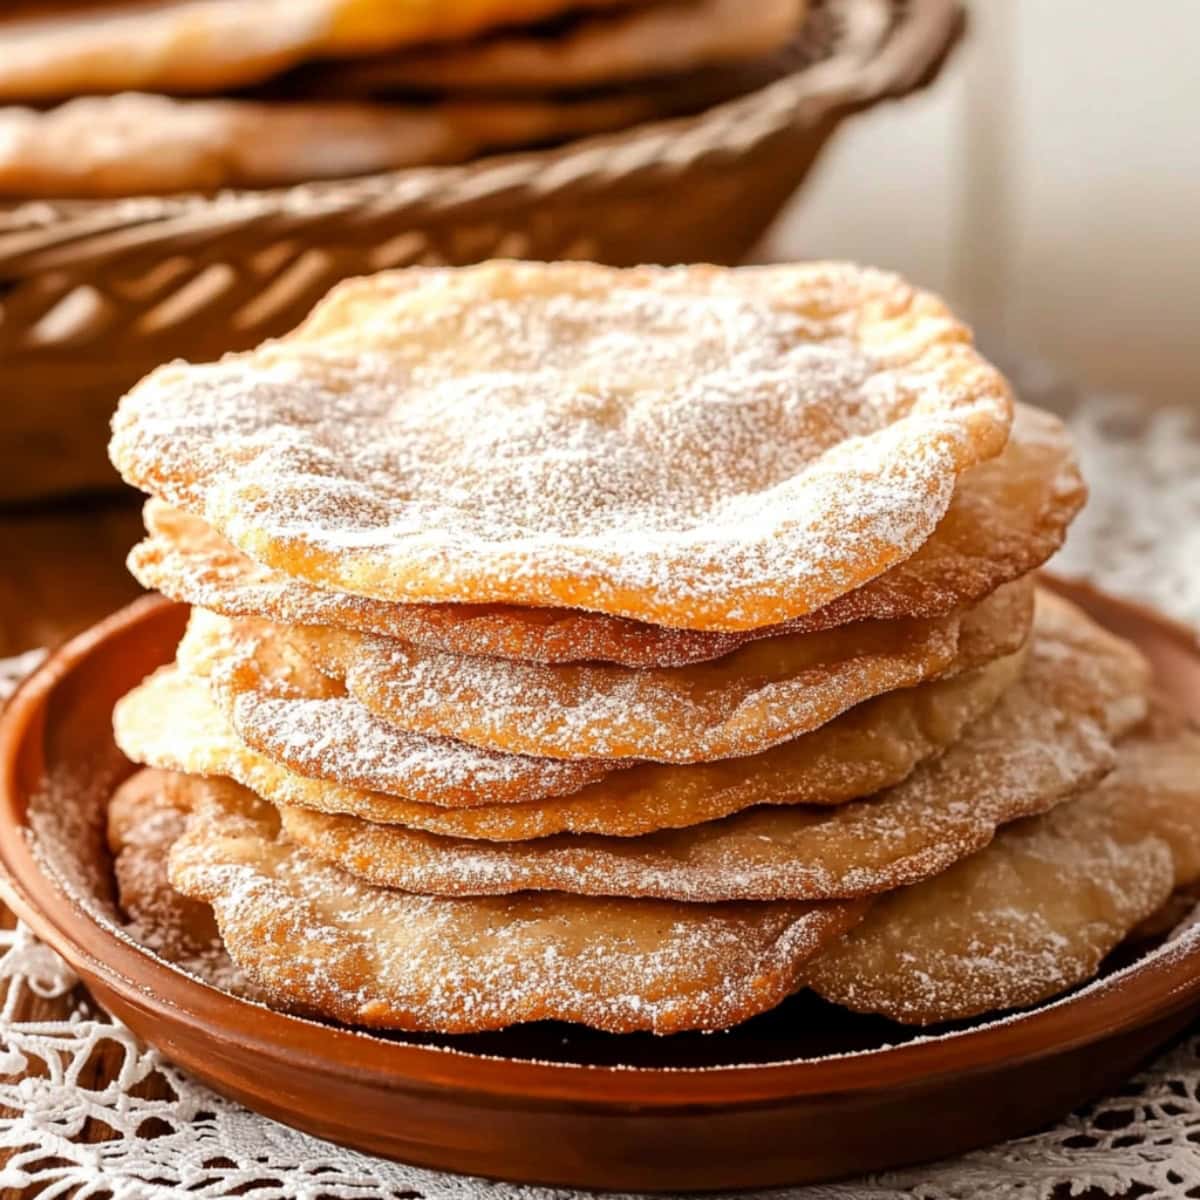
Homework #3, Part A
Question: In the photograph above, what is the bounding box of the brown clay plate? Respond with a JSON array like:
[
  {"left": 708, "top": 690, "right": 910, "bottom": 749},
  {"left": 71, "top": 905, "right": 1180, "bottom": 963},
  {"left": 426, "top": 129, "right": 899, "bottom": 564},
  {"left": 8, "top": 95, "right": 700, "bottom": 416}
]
[{"left": 1, "top": 576, "right": 1199, "bottom": 1193}]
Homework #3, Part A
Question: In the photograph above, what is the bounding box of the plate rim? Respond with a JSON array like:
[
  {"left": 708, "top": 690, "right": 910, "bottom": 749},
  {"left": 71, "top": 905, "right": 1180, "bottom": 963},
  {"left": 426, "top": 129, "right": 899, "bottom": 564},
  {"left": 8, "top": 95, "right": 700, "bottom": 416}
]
[{"left": 2, "top": 578, "right": 1200, "bottom": 1111}]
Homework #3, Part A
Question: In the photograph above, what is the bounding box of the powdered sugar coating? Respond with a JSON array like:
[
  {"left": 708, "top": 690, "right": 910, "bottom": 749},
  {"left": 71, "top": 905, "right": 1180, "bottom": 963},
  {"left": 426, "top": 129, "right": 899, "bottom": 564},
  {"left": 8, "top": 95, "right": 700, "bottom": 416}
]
[
  {"left": 173, "top": 608, "right": 613, "bottom": 806},
  {"left": 117, "top": 662, "right": 614, "bottom": 814},
  {"left": 131, "top": 501, "right": 753, "bottom": 668},
  {"left": 106, "top": 768, "right": 259, "bottom": 996},
  {"left": 180, "top": 608, "right": 616, "bottom": 801},
  {"left": 291, "top": 581, "right": 1031, "bottom": 764},
  {"left": 301, "top": 609, "right": 958, "bottom": 763},
  {"left": 112, "top": 665, "right": 505, "bottom": 828},
  {"left": 110, "top": 261, "right": 1013, "bottom": 631},
  {"left": 167, "top": 776, "right": 867, "bottom": 1034},
  {"left": 806, "top": 702, "right": 1200, "bottom": 1024},
  {"left": 128, "top": 405, "right": 1081, "bottom": 665},
  {"left": 279, "top": 592, "right": 1150, "bottom": 901},
  {"left": 226, "top": 631, "right": 1026, "bottom": 840},
  {"left": 115, "top": 649, "right": 1021, "bottom": 842},
  {"left": 191, "top": 584, "right": 1028, "bottom": 840}
]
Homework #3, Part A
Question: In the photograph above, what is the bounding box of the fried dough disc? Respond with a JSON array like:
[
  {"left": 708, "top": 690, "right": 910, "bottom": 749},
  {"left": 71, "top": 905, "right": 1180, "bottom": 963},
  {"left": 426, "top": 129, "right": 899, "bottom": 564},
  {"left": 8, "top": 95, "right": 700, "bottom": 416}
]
[
  {"left": 108, "top": 768, "right": 223, "bottom": 965},
  {"left": 200, "top": 606, "right": 1026, "bottom": 837},
  {"left": 295, "top": 581, "right": 1031, "bottom": 763},
  {"left": 805, "top": 703, "right": 1200, "bottom": 1024},
  {"left": 130, "top": 604, "right": 1028, "bottom": 845},
  {"left": 305, "top": 0, "right": 805, "bottom": 95},
  {"left": 300, "top": 610, "right": 960, "bottom": 764},
  {"left": 117, "top": 642, "right": 1023, "bottom": 842},
  {"left": 194, "top": 581, "right": 1024, "bottom": 802},
  {"left": 0, "top": 90, "right": 675, "bottom": 197},
  {"left": 116, "top": 660, "right": 611, "bottom": 810},
  {"left": 131, "top": 500, "right": 750, "bottom": 668},
  {"left": 111, "top": 262, "right": 1013, "bottom": 631},
  {"left": 173, "top": 608, "right": 616, "bottom": 805},
  {"left": 792, "top": 403, "right": 1083, "bottom": 631},
  {"left": 108, "top": 769, "right": 265, "bottom": 996},
  {"left": 0, "top": 0, "right": 641, "bottom": 100},
  {"left": 178, "top": 605, "right": 639, "bottom": 805},
  {"left": 167, "top": 775, "right": 866, "bottom": 1034},
  {"left": 946, "top": 576, "right": 1034, "bottom": 666},
  {"left": 280, "top": 593, "right": 1150, "bottom": 901},
  {"left": 129, "top": 406, "right": 1081, "bottom": 667}
]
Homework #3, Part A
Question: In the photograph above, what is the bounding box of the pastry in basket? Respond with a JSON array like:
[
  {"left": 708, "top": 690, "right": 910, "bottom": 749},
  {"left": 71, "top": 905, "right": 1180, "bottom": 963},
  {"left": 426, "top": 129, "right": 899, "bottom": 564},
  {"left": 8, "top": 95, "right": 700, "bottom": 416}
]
[
  {"left": 0, "top": 90, "right": 676, "bottom": 196},
  {"left": 0, "top": 0, "right": 650, "bottom": 99},
  {"left": 805, "top": 702, "right": 1200, "bottom": 1024},
  {"left": 129, "top": 403, "right": 1081, "bottom": 667},
  {"left": 300, "top": 0, "right": 807, "bottom": 95},
  {"left": 111, "top": 262, "right": 1014, "bottom": 631}
]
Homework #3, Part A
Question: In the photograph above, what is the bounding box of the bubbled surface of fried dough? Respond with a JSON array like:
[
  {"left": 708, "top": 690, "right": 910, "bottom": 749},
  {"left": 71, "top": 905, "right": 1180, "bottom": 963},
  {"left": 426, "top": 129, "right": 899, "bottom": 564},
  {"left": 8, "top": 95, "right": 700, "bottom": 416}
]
[
  {"left": 166, "top": 775, "right": 866, "bottom": 1034},
  {"left": 278, "top": 592, "right": 1150, "bottom": 901},
  {"left": 291, "top": 581, "right": 1030, "bottom": 764},
  {"left": 110, "top": 262, "right": 1013, "bottom": 632},
  {"left": 131, "top": 501, "right": 754, "bottom": 668},
  {"left": 0, "top": 0, "right": 642, "bottom": 100},
  {"left": 128, "top": 405, "right": 1081, "bottom": 666},
  {"left": 804, "top": 702, "right": 1200, "bottom": 1025}
]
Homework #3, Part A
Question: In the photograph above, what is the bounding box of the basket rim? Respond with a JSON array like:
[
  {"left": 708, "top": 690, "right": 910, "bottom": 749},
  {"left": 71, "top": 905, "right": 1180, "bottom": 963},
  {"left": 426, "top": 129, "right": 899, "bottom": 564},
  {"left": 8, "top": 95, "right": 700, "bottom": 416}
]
[{"left": 0, "top": 0, "right": 961, "bottom": 269}]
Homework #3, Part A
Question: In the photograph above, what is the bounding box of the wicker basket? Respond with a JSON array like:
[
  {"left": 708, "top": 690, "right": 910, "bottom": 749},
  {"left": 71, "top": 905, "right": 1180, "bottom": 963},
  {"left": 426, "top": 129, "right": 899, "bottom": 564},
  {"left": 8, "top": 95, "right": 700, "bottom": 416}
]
[{"left": 0, "top": 0, "right": 961, "bottom": 502}]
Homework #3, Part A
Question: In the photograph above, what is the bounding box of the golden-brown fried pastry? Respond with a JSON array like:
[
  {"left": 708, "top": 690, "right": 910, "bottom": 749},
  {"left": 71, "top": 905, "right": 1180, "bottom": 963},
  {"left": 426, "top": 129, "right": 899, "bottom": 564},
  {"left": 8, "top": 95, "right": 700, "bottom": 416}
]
[
  {"left": 0, "top": 90, "right": 673, "bottom": 196},
  {"left": 115, "top": 644, "right": 1018, "bottom": 840},
  {"left": 128, "top": 405, "right": 1081, "bottom": 666},
  {"left": 306, "top": 0, "right": 806, "bottom": 95},
  {"left": 804, "top": 703, "right": 1200, "bottom": 1024},
  {"left": 110, "top": 262, "right": 1013, "bottom": 631},
  {"left": 0, "top": 0, "right": 644, "bottom": 100},
  {"left": 1128, "top": 880, "right": 1200, "bottom": 943},
  {"left": 277, "top": 592, "right": 1150, "bottom": 901},
  {"left": 291, "top": 581, "right": 1029, "bottom": 763},
  {"left": 196, "top": 595, "right": 1026, "bottom": 830},
  {"left": 107, "top": 768, "right": 223, "bottom": 965},
  {"left": 167, "top": 774, "right": 866, "bottom": 1034},
  {"left": 173, "top": 609, "right": 618, "bottom": 804},
  {"left": 108, "top": 769, "right": 264, "bottom": 996},
  {"left": 115, "top": 661, "right": 612, "bottom": 810}
]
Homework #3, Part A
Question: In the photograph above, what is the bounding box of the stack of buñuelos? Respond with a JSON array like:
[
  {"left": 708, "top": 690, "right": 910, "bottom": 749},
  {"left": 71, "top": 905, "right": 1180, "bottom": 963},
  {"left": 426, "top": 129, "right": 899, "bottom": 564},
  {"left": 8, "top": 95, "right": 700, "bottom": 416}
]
[{"left": 107, "top": 260, "right": 1200, "bottom": 1035}]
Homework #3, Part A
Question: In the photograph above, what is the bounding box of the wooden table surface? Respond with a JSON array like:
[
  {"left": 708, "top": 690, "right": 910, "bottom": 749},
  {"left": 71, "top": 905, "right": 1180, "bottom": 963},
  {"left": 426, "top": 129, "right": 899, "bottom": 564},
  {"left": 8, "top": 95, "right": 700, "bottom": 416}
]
[
  {"left": 0, "top": 498, "right": 144, "bottom": 659},
  {"left": 0, "top": 496, "right": 150, "bottom": 1200}
]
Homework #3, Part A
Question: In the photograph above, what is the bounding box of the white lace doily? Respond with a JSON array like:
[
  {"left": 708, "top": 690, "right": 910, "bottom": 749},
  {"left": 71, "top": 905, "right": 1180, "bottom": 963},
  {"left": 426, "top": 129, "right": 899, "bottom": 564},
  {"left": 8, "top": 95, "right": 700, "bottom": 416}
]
[{"left": 3, "top": 382, "right": 1200, "bottom": 1200}]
